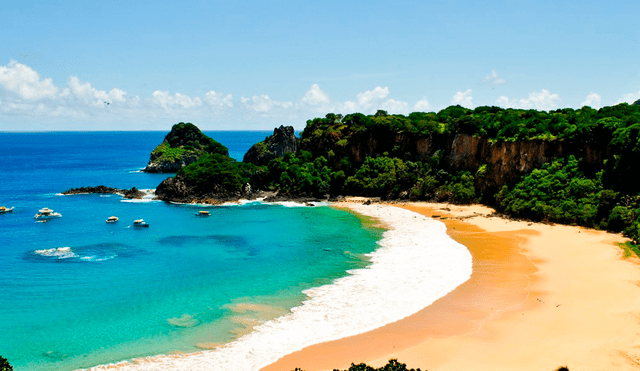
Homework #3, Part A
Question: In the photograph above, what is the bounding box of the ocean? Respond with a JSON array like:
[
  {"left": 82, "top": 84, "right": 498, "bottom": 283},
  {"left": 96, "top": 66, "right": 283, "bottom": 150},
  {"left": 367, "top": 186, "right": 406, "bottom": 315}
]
[
  {"left": 0, "top": 131, "right": 472, "bottom": 371},
  {"left": 0, "top": 131, "right": 384, "bottom": 371}
]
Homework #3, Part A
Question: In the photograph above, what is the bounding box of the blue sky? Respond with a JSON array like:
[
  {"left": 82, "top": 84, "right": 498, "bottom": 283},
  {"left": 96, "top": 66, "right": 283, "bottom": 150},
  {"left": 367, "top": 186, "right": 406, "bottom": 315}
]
[{"left": 1, "top": 0, "right": 639, "bottom": 131}]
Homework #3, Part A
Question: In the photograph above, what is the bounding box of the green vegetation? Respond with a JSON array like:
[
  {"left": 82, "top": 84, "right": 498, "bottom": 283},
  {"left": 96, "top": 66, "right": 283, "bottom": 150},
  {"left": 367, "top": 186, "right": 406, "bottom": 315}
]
[
  {"left": 149, "top": 122, "right": 228, "bottom": 164},
  {"left": 0, "top": 356, "right": 13, "bottom": 371},
  {"left": 178, "top": 154, "right": 248, "bottom": 192},
  {"left": 496, "top": 156, "right": 601, "bottom": 225},
  {"left": 168, "top": 103, "right": 640, "bottom": 247},
  {"left": 616, "top": 241, "right": 640, "bottom": 259},
  {"left": 293, "top": 359, "right": 422, "bottom": 371},
  {"left": 291, "top": 359, "right": 571, "bottom": 371}
]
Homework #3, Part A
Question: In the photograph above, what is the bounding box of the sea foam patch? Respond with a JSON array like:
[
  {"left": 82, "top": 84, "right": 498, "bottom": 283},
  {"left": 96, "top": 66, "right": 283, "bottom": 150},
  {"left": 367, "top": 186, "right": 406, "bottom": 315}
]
[
  {"left": 31, "top": 243, "right": 138, "bottom": 263},
  {"left": 34, "top": 247, "right": 76, "bottom": 259},
  {"left": 83, "top": 204, "right": 472, "bottom": 371}
]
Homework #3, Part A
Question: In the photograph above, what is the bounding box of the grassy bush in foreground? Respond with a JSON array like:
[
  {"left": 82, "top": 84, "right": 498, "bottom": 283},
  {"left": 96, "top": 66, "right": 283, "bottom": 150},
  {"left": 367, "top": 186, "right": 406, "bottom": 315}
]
[
  {"left": 616, "top": 241, "right": 640, "bottom": 259},
  {"left": 0, "top": 356, "right": 13, "bottom": 371},
  {"left": 293, "top": 359, "right": 422, "bottom": 371},
  {"left": 292, "top": 359, "right": 571, "bottom": 371}
]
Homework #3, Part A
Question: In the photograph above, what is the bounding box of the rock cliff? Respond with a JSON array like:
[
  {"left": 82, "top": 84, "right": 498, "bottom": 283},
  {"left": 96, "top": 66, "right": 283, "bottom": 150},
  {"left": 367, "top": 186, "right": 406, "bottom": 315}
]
[
  {"left": 155, "top": 175, "right": 252, "bottom": 204},
  {"left": 300, "top": 126, "right": 609, "bottom": 198},
  {"left": 243, "top": 125, "right": 298, "bottom": 165},
  {"left": 143, "top": 122, "right": 228, "bottom": 173}
]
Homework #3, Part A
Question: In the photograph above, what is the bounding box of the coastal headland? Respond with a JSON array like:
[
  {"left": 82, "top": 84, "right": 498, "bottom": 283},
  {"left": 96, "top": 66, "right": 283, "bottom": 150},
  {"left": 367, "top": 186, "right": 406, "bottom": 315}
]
[{"left": 263, "top": 200, "right": 640, "bottom": 371}]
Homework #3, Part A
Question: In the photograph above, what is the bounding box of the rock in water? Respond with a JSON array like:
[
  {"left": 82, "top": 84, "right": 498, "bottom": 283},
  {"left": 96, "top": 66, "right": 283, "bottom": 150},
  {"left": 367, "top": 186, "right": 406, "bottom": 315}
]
[
  {"left": 243, "top": 125, "right": 298, "bottom": 166},
  {"left": 143, "top": 122, "right": 228, "bottom": 173}
]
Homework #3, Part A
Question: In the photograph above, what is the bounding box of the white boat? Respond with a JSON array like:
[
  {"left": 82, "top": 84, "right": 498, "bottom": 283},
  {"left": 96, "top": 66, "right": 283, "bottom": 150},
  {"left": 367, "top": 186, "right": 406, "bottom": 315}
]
[
  {"left": 133, "top": 219, "right": 149, "bottom": 228},
  {"left": 197, "top": 210, "right": 211, "bottom": 216},
  {"left": 34, "top": 207, "right": 62, "bottom": 220},
  {"left": 106, "top": 216, "right": 119, "bottom": 223},
  {"left": 0, "top": 206, "right": 14, "bottom": 213}
]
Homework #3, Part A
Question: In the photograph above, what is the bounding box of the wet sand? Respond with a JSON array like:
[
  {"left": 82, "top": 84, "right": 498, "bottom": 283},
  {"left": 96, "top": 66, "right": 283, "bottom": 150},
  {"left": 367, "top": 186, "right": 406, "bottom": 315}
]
[{"left": 263, "top": 202, "right": 640, "bottom": 371}]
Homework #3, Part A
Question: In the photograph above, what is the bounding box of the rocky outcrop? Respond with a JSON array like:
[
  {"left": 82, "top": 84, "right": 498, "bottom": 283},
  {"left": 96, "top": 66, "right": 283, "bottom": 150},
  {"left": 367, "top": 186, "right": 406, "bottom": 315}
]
[
  {"left": 155, "top": 176, "right": 253, "bottom": 204},
  {"left": 143, "top": 122, "right": 229, "bottom": 173},
  {"left": 447, "top": 134, "right": 609, "bottom": 196},
  {"left": 62, "top": 186, "right": 147, "bottom": 199},
  {"left": 243, "top": 125, "right": 298, "bottom": 166}
]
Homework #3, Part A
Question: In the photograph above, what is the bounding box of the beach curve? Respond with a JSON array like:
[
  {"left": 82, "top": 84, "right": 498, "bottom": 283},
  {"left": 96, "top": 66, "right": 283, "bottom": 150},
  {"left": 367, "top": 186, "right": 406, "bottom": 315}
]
[
  {"left": 81, "top": 202, "right": 473, "bottom": 371},
  {"left": 264, "top": 202, "right": 640, "bottom": 371}
]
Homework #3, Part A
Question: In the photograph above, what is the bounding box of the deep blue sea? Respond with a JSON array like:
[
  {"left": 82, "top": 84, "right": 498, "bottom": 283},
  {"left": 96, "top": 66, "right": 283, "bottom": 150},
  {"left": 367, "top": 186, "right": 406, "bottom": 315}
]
[{"left": 0, "top": 132, "right": 382, "bottom": 371}]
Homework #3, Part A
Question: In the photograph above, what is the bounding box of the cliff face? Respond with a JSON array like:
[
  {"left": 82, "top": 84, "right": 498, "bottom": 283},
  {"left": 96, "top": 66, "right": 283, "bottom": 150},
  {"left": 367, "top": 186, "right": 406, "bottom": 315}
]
[
  {"left": 155, "top": 176, "right": 251, "bottom": 204},
  {"left": 301, "top": 127, "right": 609, "bottom": 197},
  {"left": 243, "top": 125, "right": 298, "bottom": 166},
  {"left": 448, "top": 134, "right": 610, "bottom": 195},
  {"left": 143, "top": 123, "right": 228, "bottom": 173}
]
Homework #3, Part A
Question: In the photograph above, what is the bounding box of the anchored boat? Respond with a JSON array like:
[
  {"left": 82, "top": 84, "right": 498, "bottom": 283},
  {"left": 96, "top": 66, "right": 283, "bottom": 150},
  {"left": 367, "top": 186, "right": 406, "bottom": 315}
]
[
  {"left": 133, "top": 219, "right": 149, "bottom": 228},
  {"left": 0, "top": 206, "right": 14, "bottom": 213},
  {"left": 34, "top": 208, "right": 62, "bottom": 220}
]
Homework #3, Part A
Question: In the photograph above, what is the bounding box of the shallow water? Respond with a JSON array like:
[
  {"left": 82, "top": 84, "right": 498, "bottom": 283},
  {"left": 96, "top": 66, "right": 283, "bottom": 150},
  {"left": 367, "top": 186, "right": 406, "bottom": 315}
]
[{"left": 0, "top": 132, "right": 383, "bottom": 371}]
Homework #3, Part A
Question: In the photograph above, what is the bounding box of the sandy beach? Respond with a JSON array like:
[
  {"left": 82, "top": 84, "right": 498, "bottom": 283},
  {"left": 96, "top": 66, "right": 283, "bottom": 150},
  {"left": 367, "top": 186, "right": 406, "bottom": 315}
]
[{"left": 264, "top": 201, "right": 640, "bottom": 371}]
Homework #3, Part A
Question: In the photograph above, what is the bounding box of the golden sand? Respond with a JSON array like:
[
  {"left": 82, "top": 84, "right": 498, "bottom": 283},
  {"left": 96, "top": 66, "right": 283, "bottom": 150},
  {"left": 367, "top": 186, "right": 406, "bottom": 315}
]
[{"left": 263, "top": 202, "right": 640, "bottom": 371}]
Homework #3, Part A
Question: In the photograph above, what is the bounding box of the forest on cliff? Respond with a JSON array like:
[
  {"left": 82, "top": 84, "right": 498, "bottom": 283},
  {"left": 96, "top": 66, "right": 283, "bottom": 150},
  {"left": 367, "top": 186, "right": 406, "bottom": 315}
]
[{"left": 161, "top": 102, "right": 640, "bottom": 245}]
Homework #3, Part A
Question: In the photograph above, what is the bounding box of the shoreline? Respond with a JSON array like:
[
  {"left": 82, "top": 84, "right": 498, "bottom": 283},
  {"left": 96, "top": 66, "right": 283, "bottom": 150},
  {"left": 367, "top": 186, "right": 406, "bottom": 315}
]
[
  {"left": 83, "top": 201, "right": 471, "bottom": 371},
  {"left": 263, "top": 201, "right": 640, "bottom": 371}
]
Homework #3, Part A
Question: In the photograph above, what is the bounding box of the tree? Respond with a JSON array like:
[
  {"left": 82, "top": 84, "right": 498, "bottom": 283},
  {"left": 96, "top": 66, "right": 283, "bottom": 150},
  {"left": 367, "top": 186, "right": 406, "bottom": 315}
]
[{"left": 0, "top": 356, "right": 13, "bottom": 371}]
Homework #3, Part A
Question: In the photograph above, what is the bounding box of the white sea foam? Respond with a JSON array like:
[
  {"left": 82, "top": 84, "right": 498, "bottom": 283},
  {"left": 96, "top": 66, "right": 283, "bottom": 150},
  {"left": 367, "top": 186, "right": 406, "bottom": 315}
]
[
  {"left": 80, "top": 255, "right": 117, "bottom": 262},
  {"left": 83, "top": 204, "right": 472, "bottom": 371},
  {"left": 34, "top": 247, "right": 77, "bottom": 259},
  {"left": 268, "top": 201, "right": 330, "bottom": 208},
  {"left": 120, "top": 189, "right": 157, "bottom": 203}
]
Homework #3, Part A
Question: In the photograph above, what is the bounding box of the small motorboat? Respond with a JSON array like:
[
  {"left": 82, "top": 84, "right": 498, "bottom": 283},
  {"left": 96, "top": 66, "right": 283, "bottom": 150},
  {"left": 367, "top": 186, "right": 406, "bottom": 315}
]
[
  {"left": 197, "top": 210, "right": 211, "bottom": 216},
  {"left": 133, "top": 219, "right": 149, "bottom": 228},
  {"left": 0, "top": 206, "right": 14, "bottom": 213},
  {"left": 34, "top": 208, "right": 62, "bottom": 220},
  {"left": 106, "top": 216, "right": 119, "bottom": 223}
]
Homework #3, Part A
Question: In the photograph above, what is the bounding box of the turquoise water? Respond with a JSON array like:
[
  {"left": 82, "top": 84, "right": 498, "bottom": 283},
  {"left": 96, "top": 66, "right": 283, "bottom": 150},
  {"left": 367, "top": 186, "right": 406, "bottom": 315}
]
[{"left": 0, "top": 132, "right": 382, "bottom": 371}]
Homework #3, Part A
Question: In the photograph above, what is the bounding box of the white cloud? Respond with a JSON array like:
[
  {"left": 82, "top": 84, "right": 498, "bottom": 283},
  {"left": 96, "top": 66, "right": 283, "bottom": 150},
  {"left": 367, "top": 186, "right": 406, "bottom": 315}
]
[
  {"left": 335, "top": 86, "right": 409, "bottom": 114},
  {"left": 413, "top": 98, "right": 431, "bottom": 111},
  {"left": 380, "top": 99, "right": 409, "bottom": 113},
  {"left": 496, "top": 89, "right": 560, "bottom": 110},
  {"left": 241, "top": 95, "right": 293, "bottom": 113},
  {"left": 581, "top": 92, "right": 602, "bottom": 108},
  {"left": 68, "top": 76, "right": 127, "bottom": 105},
  {"left": 300, "top": 84, "right": 329, "bottom": 106},
  {"left": 152, "top": 91, "right": 202, "bottom": 109},
  {"left": 0, "top": 60, "right": 58, "bottom": 100},
  {"left": 617, "top": 91, "right": 640, "bottom": 104},
  {"left": 452, "top": 89, "right": 473, "bottom": 107},
  {"left": 483, "top": 70, "right": 506, "bottom": 85},
  {"left": 204, "top": 90, "right": 233, "bottom": 107},
  {"left": 357, "top": 86, "right": 389, "bottom": 105}
]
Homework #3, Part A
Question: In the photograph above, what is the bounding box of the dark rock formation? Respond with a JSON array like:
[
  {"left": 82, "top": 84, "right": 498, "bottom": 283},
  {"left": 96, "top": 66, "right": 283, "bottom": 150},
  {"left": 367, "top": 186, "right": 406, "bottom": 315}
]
[
  {"left": 62, "top": 186, "right": 146, "bottom": 199},
  {"left": 143, "top": 122, "right": 229, "bottom": 173},
  {"left": 633, "top": 99, "right": 640, "bottom": 106},
  {"left": 155, "top": 176, "right": 253, "bottom": 204},
  {"left": 243, "top": 125, "right": 298, "bottom": 166}
]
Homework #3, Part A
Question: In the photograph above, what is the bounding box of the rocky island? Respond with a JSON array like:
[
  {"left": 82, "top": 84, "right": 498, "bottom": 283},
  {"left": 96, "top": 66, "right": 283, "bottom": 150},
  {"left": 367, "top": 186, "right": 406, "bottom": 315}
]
[
  {"left": 143, "top": 122, "right": 229, "bottom": 173},
  {"left": 62, "top": 185, "right": 147, "bottom": 199}
]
